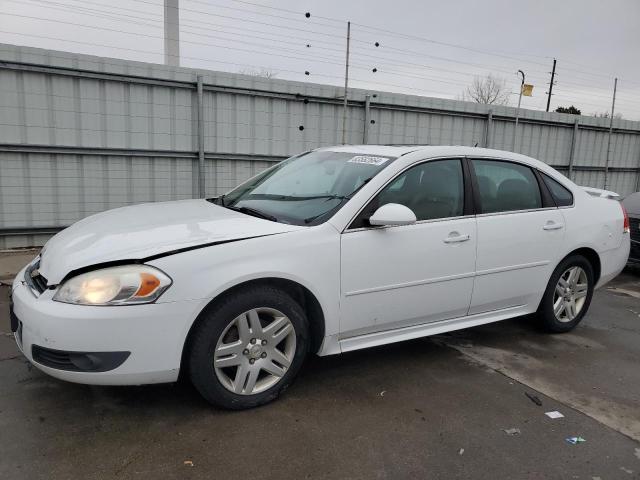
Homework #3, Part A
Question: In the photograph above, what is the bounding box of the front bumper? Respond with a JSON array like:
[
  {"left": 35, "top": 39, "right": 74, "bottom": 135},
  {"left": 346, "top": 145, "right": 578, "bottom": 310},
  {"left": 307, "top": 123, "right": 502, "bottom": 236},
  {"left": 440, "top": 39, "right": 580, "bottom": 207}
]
[{"left": 11, "top": 267, "right": 206, "bottom": 385}]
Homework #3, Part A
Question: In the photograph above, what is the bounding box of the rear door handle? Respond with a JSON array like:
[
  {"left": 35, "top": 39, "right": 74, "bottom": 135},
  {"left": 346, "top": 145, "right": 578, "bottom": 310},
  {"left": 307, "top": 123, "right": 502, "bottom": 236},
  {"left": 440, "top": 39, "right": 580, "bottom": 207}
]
[
  {"left": 543, "top": 222, "right": 564, "bottom": 231},
  {"left": 444, "top": 233, "right": 470, "bottom": 243}
]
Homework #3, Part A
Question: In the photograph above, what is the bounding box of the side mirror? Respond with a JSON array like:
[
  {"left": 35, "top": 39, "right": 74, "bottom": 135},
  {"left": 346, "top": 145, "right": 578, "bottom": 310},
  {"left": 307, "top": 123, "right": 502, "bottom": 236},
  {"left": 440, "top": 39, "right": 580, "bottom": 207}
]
[{"left": 368, "top": 203, "right": 417, "bottom": 227}]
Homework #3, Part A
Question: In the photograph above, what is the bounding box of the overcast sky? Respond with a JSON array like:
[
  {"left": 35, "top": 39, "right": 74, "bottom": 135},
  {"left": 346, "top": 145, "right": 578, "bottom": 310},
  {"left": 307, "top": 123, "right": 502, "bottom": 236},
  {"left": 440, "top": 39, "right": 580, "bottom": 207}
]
[{"left": 2, "top": 0, "right": 640, "bottom": 119}]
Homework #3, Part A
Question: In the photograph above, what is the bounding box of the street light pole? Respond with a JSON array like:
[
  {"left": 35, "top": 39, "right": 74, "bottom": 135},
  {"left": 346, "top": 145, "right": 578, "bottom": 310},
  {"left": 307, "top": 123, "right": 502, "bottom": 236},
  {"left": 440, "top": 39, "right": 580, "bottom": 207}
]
[
  {"left": 513, "top": 69, "right": 525, "bottom": 152},
  {"left": 603, "top": 77, "right": 618, "bottom": 189},
  {"left": 546, "top": 58, "right": 556, "bottom": 112},
  {"left": 341, "top": 21, "right": 351, "bottom": 145}
]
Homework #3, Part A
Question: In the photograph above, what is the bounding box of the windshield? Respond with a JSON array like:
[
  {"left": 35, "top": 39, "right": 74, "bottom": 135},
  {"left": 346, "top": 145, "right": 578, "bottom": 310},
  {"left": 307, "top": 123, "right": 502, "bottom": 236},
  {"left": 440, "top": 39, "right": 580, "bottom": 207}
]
[{"left": 216, "top": 150, "right": 396, "bottom": 226}]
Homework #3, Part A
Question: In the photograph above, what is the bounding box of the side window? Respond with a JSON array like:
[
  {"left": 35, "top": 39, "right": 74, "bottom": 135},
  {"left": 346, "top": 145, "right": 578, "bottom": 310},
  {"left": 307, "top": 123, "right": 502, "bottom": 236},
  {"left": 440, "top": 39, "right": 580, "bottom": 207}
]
[
  {"left": 350, "top": 159, "right": 464, "bottom": 228},
  {"left": 541, "top": 173, "right": 574, "bottom": 207},
  {"left": 473, "top": 160, "right": 542, "bottom": 214}
]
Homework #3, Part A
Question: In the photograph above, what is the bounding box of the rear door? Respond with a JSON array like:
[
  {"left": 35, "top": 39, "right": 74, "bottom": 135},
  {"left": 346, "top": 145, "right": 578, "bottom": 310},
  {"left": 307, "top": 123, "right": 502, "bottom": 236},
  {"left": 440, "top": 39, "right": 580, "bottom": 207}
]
[{"left": 469, "top": 158, "right": 564, "bottom": 314}]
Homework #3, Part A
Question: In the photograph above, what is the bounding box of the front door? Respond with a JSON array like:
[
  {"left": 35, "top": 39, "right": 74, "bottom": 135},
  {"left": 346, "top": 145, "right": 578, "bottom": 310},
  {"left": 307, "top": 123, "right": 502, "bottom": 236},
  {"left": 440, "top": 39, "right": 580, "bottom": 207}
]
[{"left": 339, "top": 158, "right": 477, "bottom": 338}]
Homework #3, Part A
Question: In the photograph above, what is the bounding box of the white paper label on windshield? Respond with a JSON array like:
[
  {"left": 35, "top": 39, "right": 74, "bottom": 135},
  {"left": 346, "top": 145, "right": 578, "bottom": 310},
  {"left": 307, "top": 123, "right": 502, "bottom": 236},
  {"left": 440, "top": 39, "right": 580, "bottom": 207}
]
[{"left": 347, "top": 155, "right": 389, "bottom": 166}]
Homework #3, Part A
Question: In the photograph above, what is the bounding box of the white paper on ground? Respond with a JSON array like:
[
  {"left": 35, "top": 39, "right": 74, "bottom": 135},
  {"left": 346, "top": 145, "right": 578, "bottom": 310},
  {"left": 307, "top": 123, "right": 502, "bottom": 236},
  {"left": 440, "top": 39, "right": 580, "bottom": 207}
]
[{"left": 545, "top": 411, "right": 564, "bottom": 419}]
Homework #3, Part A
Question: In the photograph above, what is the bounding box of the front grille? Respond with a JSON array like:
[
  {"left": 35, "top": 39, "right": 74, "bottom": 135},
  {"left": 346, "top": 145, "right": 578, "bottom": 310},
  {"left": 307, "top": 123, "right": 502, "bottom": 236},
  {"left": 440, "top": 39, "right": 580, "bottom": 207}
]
[{"left": 25, "top": 259, "right": 48, "bottom": 294}]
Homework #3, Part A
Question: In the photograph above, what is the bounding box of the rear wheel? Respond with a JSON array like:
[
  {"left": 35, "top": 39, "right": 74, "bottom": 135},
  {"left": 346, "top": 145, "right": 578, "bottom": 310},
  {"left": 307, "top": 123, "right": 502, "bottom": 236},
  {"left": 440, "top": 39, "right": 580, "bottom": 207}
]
[
  {"left": 538, "top": 255, "right": 594, "bottom": 333},
  {"left": 188, "top": 286, "right": 309, "bottom": 409}
]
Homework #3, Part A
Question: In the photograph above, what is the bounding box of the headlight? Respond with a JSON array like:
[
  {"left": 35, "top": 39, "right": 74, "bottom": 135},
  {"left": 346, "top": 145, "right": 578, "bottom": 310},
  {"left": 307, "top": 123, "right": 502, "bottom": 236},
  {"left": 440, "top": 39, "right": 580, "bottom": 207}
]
[{"left": 53, "top": 265, "right": 172, "bottom": 306}]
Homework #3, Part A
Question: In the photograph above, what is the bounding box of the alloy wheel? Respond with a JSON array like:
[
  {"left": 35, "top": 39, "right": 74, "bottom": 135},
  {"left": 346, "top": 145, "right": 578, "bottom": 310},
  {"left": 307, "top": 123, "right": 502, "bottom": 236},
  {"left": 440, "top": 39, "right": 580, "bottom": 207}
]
[
  {"left": 553, "top": 266, "right": 589, "bottom": 323},
  {"left": 213, "top": 307, "right": 296, "bottom": 395}
]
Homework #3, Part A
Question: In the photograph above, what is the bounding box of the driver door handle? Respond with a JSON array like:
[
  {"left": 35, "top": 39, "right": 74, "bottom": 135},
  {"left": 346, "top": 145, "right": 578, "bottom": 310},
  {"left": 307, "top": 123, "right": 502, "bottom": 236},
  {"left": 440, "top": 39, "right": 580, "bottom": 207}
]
[{"left": 444, "top": 233, "right": 470, "bottom": 243}]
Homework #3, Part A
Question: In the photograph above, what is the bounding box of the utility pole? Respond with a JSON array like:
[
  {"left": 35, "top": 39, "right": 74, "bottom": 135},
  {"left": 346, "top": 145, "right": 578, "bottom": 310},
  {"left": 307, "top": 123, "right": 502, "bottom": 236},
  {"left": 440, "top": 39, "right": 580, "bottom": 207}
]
[
  {"left": 164, "top": 0, "right": 180, "bottom": 67},
  {"left": 513, "top": 70, "right": 525, "bottom": 151},
  {"left": 603, "top": 77, "right": 618, "bottom": 189},
  {"left": 546, "top": 58, "right": 556, "bottom": 112},
  {"left": 341, "top": 21, "right": 351, "bottom": 145}
]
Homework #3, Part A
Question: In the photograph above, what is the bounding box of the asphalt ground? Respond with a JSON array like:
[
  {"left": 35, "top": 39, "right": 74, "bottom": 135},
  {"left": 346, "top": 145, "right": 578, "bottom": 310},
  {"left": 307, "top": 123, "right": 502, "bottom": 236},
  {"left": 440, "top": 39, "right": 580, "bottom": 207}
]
[{"left": 1, "top": 253, "right": 639, "bottom": 480}]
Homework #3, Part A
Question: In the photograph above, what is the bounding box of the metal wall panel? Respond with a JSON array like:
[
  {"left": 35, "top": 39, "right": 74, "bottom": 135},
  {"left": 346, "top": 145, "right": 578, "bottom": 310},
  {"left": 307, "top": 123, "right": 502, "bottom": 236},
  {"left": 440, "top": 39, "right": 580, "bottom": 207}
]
[
  {"left": 203, "top": 158, "right": 275, "bottom": 198},
  {"left": 1, "top": 43, "right": 639, "bottom": 248}
]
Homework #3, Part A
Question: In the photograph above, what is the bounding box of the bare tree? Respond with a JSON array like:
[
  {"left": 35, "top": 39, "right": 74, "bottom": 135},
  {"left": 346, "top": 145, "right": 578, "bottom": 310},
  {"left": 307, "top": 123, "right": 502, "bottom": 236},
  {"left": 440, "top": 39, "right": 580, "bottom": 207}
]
[
  {"left": 592, "top": 111, "right": 623, "bottom": 119},
  {"left": 238, "top": 67, "right": 278, "bottom": 79},
  {"left": 460, "top": 74, "right": 510, "bottom": 105}
]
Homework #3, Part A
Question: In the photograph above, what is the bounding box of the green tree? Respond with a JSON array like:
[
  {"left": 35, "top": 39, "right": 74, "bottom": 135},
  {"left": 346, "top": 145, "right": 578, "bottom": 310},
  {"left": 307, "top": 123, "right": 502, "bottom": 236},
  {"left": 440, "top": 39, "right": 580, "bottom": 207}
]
[{"left": 555, "top": 105, "right": 581, "bottom": 115}]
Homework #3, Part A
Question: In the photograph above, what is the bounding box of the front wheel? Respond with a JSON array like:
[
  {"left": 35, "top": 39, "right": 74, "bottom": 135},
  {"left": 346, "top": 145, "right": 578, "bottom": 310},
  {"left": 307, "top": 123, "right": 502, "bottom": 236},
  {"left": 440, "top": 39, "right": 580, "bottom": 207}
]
[
  {"left": 188, "top": 286, "right": 309, "bottom": 409},
  {"left": 538, "top": 255, "right": 594, "bottom": 333}
]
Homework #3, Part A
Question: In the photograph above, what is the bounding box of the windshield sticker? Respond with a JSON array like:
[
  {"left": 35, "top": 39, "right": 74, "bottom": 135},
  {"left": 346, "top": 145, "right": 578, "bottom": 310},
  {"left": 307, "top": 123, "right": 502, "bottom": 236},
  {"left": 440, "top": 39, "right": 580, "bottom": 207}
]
[{"left": 347, "top": 155, "right": 390, "bottom": 166}]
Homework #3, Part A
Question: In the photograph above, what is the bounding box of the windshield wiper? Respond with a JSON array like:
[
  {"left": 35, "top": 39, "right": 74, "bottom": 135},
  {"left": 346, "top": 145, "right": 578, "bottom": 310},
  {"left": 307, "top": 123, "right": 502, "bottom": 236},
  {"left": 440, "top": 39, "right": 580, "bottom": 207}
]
[
  {"left": 242, "top": 194, "right": 348, "bottom": 202},
  {"left": 302, "top": 179, "right": 374, "bottom": 224},
  {"left": 226, "top": 205, "right": 278, "bottom": 222},
  {"left": 289, "top": 194, "right": 348, "bottom": 201}
]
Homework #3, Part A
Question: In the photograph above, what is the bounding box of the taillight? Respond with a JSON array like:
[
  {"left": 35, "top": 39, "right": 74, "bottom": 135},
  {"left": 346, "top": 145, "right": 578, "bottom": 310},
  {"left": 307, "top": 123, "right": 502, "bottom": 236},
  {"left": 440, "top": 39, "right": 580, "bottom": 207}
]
[{"left": 621, "top": 203, "right": 630, "bottom": 233}]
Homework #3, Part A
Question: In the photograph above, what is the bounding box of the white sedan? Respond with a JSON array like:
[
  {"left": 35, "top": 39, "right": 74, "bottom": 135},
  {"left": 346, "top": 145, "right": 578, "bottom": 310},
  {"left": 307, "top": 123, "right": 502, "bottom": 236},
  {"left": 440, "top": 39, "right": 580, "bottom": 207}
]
[{"left": 10, "top": 146, "right": 630, "bottom": 409}]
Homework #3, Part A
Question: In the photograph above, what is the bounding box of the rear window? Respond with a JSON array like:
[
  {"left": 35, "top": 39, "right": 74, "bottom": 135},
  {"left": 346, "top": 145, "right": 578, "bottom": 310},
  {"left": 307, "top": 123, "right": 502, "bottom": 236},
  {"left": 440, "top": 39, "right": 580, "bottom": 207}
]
[
  {"left": 542, "top": 173, "right": 574, "bottom": 207},
  {"left": 472, "top": 159, "right": 542, "bottom": 214}
]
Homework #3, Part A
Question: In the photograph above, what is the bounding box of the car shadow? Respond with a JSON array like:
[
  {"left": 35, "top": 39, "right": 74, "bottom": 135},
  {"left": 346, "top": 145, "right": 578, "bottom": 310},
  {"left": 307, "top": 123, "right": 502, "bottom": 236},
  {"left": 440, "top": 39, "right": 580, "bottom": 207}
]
[{"left": 8, "top": 315, "right": 547, "bottom": 415}]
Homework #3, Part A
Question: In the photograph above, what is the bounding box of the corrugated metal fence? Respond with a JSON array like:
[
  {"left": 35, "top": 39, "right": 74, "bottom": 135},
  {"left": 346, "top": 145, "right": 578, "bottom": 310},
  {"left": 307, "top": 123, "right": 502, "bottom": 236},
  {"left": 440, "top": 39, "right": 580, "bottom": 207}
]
[{"left": 1, "top": 43, "right": 639, "bottom": 248}]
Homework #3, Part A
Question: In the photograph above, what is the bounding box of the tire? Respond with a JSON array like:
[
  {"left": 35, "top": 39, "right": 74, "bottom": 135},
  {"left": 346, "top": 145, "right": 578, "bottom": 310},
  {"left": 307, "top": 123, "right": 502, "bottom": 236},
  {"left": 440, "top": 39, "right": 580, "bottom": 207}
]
[
  {"left": 188, "top": 286, "right": 309, "bottom": 409},
  {"left": 538, "top": 255, "right": 595, "bottom": 333}
]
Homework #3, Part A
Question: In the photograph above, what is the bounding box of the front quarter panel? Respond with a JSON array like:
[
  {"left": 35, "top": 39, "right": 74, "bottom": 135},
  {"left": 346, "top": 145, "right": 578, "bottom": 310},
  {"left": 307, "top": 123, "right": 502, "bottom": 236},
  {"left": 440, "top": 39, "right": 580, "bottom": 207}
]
[{"left": 148, "top": 223, "right": 341, "bottom": 351}]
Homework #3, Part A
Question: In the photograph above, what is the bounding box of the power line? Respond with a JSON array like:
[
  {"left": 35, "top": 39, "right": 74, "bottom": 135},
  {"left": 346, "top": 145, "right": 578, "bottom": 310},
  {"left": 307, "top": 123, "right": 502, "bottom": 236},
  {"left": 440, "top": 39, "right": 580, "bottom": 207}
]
[
  {"left": 181, "top": 0, "right": 346, "bottom": 31},
  {"left": 6, "top": 1, "right": 561, "bottom": 92},
  {"left": 3, "top": 11, "right": 547, "bottom": 97},
  {"left": 126, "top": 0, "right": 364, "bottom": 41},
  {"left": 13, "top": 0, "right": 640, "bottom": 91},
  {"left": 0, "top": 30, "right": 337, "bottom": 78},
  {"left": 0, "top": 30, "right": 469, "bottom": 100},
  {"left": 16, "top": 0, "right": 638, "bottom": 100},
  {"left": 3, "top": 3, "right": 558, "bottom": 93},
  {"left": 213, "top": 0, "right": 344, "bottom": 24},
  {"left": 22, "top": 0, "right": 352, "bottom": 50},
  {"left": 4, "top": 0, "right": 639, "bottom": 115},
  {"left": 206, "top": 0, "right": 562, "bottom": 64}
]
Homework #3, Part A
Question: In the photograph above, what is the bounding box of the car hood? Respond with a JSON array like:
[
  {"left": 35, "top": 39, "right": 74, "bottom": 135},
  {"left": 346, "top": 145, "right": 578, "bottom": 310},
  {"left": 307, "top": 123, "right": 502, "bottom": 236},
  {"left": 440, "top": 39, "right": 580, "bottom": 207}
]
[{"left": 38, "top": 199, "right": 302, "bottom": 284}]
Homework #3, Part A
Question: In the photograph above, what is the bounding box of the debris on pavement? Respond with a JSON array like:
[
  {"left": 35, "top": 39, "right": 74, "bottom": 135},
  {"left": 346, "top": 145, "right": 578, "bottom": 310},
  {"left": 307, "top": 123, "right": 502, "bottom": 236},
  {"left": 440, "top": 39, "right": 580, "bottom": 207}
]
[
  {"left": 184, "top": 460, "right": 194, "bottom": 467},
  {"left": 565, "top": 436, "right": 586, "bottom": 445},
  {"left": 620, "top": 467, "right": 634, "bottom": 475},
  {"left": 380, "top": 390, "right": 386, "bottom": 397},
  {"left": 524, "top": 392, "right": 542, "bottom": 406},
  {"left": 503, "top": 428, "right": 521, "bottom": 436},
  {"left": 458, "top": 448, "right": 464, "bottom": 455},
  {"left": 545, "top": 411, "right": 565, "bottom": 419}
]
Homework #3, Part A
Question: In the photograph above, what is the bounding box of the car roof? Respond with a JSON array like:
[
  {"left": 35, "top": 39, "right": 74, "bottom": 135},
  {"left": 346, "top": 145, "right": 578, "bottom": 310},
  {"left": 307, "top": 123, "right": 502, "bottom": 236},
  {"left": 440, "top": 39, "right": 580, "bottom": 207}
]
[
  {"left": 318, "top": 145, "right": 549, "bottom": 170},
  {"left": 316, "top": 144, "right": 423, "bottom": 157}
]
